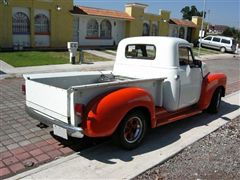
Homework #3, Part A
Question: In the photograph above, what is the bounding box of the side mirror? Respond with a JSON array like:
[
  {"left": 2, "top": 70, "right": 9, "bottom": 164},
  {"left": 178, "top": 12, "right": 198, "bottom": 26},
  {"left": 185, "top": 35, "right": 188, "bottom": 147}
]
[{"left": 194, "top": 59, "right": 202, "bottom": 67}]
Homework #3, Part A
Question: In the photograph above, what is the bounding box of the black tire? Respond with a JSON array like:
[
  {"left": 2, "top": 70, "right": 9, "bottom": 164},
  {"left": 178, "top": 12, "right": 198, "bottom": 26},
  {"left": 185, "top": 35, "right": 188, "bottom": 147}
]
[
  {"left": 113, "top": 110, "right": 147, "bottom": 150},
  {"left": 220, "top": 47, "right": 226, "bottom": 53},
  {"left": 207, "top": 88, "right": 222, "bottom": 113}
]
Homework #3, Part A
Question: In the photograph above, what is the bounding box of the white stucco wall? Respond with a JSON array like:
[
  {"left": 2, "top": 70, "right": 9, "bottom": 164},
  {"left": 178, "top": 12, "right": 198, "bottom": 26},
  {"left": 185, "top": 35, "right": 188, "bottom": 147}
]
[
  {"left": 34, "top": 35, "right": 50, "bottom": 47},
  {"left": 73, "top": 15, "right": 125, "bottom": 46},
  {"left": 169, "top": 24, "right": 188, "bottom": 40}
]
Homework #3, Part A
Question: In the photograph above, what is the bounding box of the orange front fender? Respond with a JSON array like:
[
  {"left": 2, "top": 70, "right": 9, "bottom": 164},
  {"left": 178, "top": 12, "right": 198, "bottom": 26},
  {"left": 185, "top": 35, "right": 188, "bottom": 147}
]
[
  {"left": 198, "top": 73, "right": 227, "bottom": 110},
  {"left": 82, "top": 87, "right": 155, "bottom": 137}
]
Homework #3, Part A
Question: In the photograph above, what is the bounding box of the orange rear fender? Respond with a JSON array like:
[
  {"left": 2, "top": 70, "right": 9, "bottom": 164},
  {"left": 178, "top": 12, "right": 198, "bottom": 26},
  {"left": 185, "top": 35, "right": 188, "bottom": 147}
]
[
  {"left": 82, "top": 87, "right": 155, "bottom": 137},
  {"left": 198, "top": 73, "right": 227, "bottom": 110}
]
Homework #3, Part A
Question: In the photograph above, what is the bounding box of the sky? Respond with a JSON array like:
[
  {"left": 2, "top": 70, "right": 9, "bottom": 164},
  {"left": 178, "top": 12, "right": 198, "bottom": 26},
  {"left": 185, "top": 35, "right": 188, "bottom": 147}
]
[{"left": 74, "top": 0, "right": 240, "bottom": 28}]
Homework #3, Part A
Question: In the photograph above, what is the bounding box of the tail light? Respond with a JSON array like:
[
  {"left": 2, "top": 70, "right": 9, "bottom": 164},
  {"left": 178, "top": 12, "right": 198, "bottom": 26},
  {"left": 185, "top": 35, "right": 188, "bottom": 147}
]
[
  {"left": 75, "top": 103, "right": 84, "bottom": 117},
  {"left": 22, "top": 84, "right": 26, "bottom": 95}
]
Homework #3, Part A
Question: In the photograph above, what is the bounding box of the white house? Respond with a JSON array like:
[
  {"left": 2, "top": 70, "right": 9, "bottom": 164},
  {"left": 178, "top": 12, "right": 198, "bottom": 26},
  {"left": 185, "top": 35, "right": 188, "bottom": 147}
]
[
  {"left": 70, "top": 6, "right": 134, "bottom": 47},
  {"left": 169, "top": 18, "right": 197, "bottom": 42}
]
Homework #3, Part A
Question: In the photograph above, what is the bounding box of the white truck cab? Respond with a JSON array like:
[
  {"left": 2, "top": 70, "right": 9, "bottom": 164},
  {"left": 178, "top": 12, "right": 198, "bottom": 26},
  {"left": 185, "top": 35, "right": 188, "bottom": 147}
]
[{"left": 114, "top": 37, "right": 206, "bottom": 111}]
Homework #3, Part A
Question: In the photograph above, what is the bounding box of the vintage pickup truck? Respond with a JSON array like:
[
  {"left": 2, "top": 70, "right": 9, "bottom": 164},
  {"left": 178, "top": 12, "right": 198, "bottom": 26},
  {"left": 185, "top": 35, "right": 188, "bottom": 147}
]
[{"left": 23, "top": 37, "right": 227, "bottom": 149}]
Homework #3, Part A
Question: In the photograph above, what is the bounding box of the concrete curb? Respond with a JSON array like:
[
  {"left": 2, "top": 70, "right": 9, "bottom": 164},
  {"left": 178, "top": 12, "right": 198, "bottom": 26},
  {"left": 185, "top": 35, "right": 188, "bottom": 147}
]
[
  {"left": 8, "top": 91, "right": 240, "bottom": 180},
  {"left": 196, "top": 53, "right": 239, "bottom": 61},
  {"left": 84, "top": 50, "right": 116, "bottom": 60},
  {"left": 0, "top": 60, "right": 15, "bottom": 70},
  {"left": 0, "top": 61, "right": 114, "bottom": 80}
]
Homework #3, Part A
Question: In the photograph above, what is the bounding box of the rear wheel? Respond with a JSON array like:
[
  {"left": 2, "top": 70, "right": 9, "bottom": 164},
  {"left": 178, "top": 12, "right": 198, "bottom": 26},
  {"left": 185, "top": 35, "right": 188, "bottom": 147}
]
[
  {"left": 113, "top": 110, "right": 147, "bottom": 150},
  {"left": 220, "top": 47, "right": 226, "bottom": 53},
  {"left": 207, "top": 88, "right": 222, "bottom": 113}
]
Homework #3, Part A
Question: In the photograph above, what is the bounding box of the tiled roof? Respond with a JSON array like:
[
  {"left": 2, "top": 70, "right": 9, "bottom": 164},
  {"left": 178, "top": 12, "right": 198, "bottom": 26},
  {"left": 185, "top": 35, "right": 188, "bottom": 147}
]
[
  {"left": 170, "top": 18, "right": 197, "bottom": 28},
  {"left": 71, "top": 6, "right": 134, "bottom": 20},
  {"left": 210, "top": 25, "right": 228, "bottom": 31}
]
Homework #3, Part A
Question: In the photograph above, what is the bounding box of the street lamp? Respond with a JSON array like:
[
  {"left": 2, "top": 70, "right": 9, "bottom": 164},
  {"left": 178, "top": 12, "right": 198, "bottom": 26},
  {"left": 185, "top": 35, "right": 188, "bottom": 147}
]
[
  {"left": 56, "top": 5, "right": 62, "bottom": 11},
  {"left": 198, "top": 0, "right": 206, "bottom": 57}
]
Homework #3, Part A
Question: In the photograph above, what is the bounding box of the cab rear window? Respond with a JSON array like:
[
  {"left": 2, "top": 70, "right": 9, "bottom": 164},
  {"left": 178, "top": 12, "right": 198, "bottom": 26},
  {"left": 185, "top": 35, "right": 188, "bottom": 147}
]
[{"left": 125, "top": 44, "right": 156, "bottom": 60}]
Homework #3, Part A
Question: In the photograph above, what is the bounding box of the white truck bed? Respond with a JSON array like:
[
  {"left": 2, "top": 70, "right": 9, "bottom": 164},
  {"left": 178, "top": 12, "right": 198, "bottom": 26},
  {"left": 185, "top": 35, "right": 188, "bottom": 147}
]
[{"left": 24, "top": 71, "right": 165, "bottom": 127}]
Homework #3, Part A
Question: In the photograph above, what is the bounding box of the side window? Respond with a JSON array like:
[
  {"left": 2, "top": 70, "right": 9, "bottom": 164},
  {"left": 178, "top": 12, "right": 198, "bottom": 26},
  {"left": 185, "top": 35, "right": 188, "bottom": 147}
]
[
  {"left": 212, "top": 37, "right": 221, "bottom": 42},
  {"left": 179, "top": 47, "right": 193, "bottom": 66},
  {"left": 204, "top": 36, "right": 212, "bottom": 41},
  {"left": 221, "top": 39, "right": 230, "bottom": 44},
  {"left": 125, "top": 44, "right": 156, "bottom": 60}
]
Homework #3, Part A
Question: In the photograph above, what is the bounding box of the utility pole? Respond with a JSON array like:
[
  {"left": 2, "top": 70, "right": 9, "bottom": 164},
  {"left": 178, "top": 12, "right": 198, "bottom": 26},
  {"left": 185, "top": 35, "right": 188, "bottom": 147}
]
[
  {"left": 207, "top": 9, "right": 210, "bottom": 31},
  {"left": 198, "top": 0, "right": 206, "bottom": 57}
]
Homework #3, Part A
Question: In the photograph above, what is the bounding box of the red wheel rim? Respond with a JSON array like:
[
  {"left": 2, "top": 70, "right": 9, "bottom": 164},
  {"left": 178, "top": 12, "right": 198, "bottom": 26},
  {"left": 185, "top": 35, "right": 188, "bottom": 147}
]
[{"left": 123, "top": 116, "right": 143, "bottom": 143}]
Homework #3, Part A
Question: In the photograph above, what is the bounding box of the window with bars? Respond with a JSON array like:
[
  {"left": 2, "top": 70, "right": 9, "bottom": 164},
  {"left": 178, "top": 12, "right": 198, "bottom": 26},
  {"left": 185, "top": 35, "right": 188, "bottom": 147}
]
[
  {"left": 152, "top": 24, "right": 158, "bottom": 36},
  {"left": 35, "top": 14, "right": 50, "bottom": 34},
  {"left": 100, "top": 20, "right": 112, "bottom": 39},
  {"left": 179, "top": 27, "right": 185, "bottom": 39},
  {"left": 86, "top": 19, "right": 99, "bottom": 38},
  {"left": 12, "top": 12, "right": 30, "bottom": 34},
  {"left": 143, "top": 23, "right": 150, "bottom": 36}
]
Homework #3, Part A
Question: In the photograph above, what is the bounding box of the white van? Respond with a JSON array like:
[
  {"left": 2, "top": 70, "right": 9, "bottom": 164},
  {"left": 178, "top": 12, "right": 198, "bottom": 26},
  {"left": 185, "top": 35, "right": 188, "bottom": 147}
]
[{"left": 199, "top": 36, "right": 236, "bottom": 53}]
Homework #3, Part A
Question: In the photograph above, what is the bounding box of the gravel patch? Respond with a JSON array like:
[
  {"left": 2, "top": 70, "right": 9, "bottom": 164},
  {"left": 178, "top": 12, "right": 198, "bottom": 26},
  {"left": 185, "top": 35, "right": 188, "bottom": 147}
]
[{"left": 134, "top": 116, "right": 240, "bottom": 180}]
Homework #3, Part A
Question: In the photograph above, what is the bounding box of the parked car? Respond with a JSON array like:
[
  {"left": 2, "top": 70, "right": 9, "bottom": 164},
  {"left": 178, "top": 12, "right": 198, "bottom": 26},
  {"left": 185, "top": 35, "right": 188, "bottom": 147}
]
[
  {"left": 23, "top": 37, "right": 227, "bottom": 149},
  {"left": 199, "top": 35, "right": 236, "bottom": 53}
]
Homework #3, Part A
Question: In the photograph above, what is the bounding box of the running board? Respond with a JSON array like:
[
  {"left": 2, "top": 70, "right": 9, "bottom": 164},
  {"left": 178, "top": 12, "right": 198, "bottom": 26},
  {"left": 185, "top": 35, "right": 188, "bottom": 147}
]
[{"left": 155, "top": 106, "right": 202, "bottom": 127}]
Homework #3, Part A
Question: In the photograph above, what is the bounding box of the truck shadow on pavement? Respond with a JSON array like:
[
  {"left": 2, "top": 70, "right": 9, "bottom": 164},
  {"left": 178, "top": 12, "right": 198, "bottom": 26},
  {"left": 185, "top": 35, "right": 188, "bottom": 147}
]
[
  {"left": 75, "top": 101, "right": 239, "bottom": 164},
  {"left": 49, "top": 132, "right": 110, "bottom": 152}
]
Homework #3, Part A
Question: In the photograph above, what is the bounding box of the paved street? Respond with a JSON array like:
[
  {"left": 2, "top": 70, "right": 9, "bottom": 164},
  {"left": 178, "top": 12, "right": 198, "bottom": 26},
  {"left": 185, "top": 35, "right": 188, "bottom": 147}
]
[
  {"left": 0, "top": 78, "right": 108, "bottom": 178},
  {"left": 0, "top": 55, "right": 239, "bottom": 178}
]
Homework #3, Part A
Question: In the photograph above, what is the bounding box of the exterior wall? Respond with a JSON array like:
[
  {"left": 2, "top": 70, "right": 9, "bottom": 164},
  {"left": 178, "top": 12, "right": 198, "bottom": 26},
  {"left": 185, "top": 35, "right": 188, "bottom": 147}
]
[
  {"left": 192, "top": 16, "right": 203, "bottom": 42},
  {"left": 74, "top": 15, "right": 125, "bottom": 46},
  {"left": 0, "top": 2, "right": 12, "bottom": 48},
  {"left": 0, "top": 0, "right": 73, "bottom": 48},
  {"left": 159, "top": 10, "right": 170, "bottom": 36},
  {"left": 125, "top": 5, "right": 145, "bottom": 37},
  {"left": 125, "top": 4, "right": 170, "bottom": 37}
]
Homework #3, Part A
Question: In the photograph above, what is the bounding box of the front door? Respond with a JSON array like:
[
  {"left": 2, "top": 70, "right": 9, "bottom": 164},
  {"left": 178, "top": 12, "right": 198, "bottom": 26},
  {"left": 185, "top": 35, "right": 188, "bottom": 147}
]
[
  {"left": 210, "top": 37, "right": 221, "bottom": 50},
  {"left": 178, "top": 45, "right": 202, "bottom": 109},
  {"left": 186, "top": 28, "right": 192, "bottom": 42}
]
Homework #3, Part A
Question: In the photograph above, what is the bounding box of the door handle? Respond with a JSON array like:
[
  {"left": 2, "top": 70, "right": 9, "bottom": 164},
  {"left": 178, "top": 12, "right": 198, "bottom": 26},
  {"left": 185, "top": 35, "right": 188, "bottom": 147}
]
[{"left": 174, "top": 75, "right": 180, "bottom": 80}]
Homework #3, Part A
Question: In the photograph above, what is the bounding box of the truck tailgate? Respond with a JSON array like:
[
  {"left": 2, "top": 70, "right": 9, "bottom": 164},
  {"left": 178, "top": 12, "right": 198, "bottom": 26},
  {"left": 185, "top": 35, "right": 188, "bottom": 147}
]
[{"left": 25, "top": 79, "right": 69, "bottom": 123}]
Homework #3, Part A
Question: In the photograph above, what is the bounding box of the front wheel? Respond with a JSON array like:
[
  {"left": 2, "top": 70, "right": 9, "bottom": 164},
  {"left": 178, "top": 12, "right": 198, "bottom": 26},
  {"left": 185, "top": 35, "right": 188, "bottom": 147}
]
[
  {"left": 207, "top": 88, "right": 222, "bottom": 113},
  {"left": 113, "top": 110, "right": 147, "bottom": 150}
]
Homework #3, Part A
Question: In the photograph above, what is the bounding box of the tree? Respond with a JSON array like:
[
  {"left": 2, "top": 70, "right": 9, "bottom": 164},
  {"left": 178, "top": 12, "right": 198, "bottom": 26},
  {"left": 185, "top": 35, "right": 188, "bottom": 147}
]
[
  {"left": 222, "top": 27, "right": 240, "bottom": 40},
  {"left": 181, "top": 5, "right": 206, "bottom": 20}
]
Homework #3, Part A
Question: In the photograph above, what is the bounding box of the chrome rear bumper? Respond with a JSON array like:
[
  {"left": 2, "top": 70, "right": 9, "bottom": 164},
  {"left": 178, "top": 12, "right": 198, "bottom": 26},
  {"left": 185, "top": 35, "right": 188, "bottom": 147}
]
[{"left": 26, "top": 106, "right": 84, "bottom": 138}]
